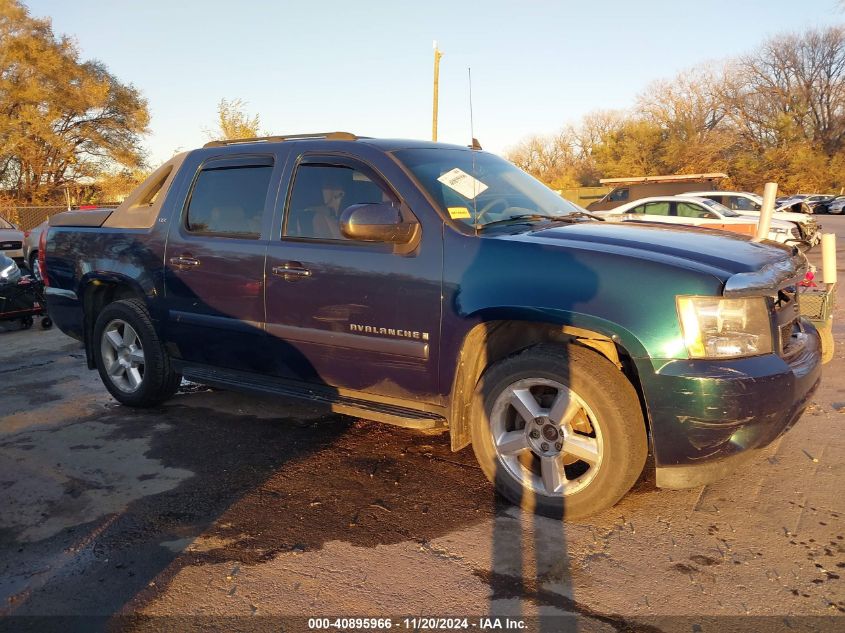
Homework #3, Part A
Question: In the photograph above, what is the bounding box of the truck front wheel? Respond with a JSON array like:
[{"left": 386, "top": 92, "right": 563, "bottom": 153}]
[
  {"left": 471, "top": 344, "right": 648, "bottom": 519},
  {"left": 93, "top": 298, "right": 181, "bottom": 407}
]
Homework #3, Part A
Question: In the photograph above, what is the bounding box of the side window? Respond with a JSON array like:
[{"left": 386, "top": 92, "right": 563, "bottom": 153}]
[
  {"left": 676, "top": 202, "right": 713, "bottom": 219},
  {"left": 608, "top": 188, "right": 629, "bottom": 202},
  {"left": 285, "top": 163, "right": 394, "bottom": 240},
  {"left": 627, "top": 204, "right": 647, "bottom": 214},
  {"left": 641, "top": 202, "right": 670, "bottom": 216},
  {"left": 734, "top": 197, "right": 759, "bottom": 211},
  {"left": 185, "top": 165, "right": 273, "bottom": 238}
]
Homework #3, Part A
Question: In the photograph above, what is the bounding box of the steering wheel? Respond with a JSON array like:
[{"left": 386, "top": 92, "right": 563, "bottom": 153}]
[{"left": 472, "top": 197, "right": 510, "bottom": 224}]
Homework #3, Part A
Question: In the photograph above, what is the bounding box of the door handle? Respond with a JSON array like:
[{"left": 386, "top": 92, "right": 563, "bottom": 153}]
[
  {"left": 272, "top": 262, "right": 312, "bottom": 282},
  {"left": 169, "top": 255, "right": 201, "bottom": 269}
]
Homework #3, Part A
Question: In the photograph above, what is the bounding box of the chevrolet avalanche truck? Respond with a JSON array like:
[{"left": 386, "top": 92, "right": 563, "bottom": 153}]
[{"left": 42, "top": 132, "right": 822, "bottom": 519}]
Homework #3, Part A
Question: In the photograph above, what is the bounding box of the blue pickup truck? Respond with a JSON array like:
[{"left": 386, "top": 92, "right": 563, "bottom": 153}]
[{"left": 42, "top": 132, "right": 821, "bottom": 518}]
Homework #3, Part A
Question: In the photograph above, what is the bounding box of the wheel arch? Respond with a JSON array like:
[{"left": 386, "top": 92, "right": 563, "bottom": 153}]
[
  {"left": 80, "top": 274, "right": 149, "bottom": 370},
  {"left": 447, "top": 318, "right": 649, "bottom": 452}
]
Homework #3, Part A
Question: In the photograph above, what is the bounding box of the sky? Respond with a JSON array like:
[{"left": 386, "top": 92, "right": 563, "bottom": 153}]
[{"left": 24, "top": 0, "right": 845, "bottom": 167}]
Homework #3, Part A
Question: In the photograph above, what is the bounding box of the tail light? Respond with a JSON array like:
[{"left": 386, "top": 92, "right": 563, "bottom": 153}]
[
  {"left": 38, "top": 227, "right": 49, "bottom": 286},
  {"left": 24, "top": 230, "right": 31, "bottom": 239}
]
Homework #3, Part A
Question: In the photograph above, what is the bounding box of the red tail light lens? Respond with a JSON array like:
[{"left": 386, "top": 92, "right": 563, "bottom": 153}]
[{"left": 38, "top": 227, "right": 49, "bottom": 286}]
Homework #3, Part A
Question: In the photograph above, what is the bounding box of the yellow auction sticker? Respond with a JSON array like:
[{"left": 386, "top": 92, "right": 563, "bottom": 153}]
[{"left": 448, "top": 206, "right": 471, "bottom": 219}]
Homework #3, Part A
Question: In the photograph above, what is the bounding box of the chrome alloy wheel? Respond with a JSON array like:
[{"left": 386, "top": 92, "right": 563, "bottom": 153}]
[
  {"left": 489, "top": 378, "right": 604, "bottom": 497},
  {"left": 100, "top": 319, "right": 145, "bottom": 393}
]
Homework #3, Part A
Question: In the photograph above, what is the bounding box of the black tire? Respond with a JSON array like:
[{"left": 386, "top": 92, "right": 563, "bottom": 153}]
[
  {"left": 41, "top": 317, "right": 52, "bottom": 329},
  {"left": 93, "top": 298, "right": 181, "bottom": 407},
  {"left": 20, "top": 316, "right": 33, "bottom": 329},
  {"left": 471, "top": 344, "right": 648, "bottom": 520}
]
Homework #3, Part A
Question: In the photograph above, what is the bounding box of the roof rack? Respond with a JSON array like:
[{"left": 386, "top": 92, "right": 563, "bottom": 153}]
[
  {"left": 203, "top": 131, "right": 359, "bottom": 148},
  {"left": 599, "top": 172, "right": 728, "bottom": 185}
]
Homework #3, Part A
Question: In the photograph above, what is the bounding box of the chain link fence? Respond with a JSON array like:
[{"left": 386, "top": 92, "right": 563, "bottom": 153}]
[{"left": 0, "top": 205, "right": 119, "bottom": 231}]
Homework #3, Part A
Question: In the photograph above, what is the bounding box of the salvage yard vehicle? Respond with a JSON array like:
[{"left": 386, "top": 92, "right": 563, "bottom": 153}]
[
  {"left": 596, "top": 195, "right": 801, "bottom": 245},
  {"left": 42, "top": 133, "right": 822, "bottom": 519},
  {"left": 585, "top": 173, "right": 725, "bottom": 212},
  {"left": 0, "top": 215, "right": 25, "bottom": 263},
  {"left": 681, "top": 191, "right": 821, "bottom": 247}
]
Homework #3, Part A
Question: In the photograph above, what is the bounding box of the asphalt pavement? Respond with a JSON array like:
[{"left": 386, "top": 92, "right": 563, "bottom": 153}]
[{"left": 1, "top": 217, "right": 844, "bottom": 632}]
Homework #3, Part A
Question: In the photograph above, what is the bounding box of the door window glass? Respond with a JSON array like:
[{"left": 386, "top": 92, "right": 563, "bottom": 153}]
[
  {"left": 608, "top": 188, "right": 629, "bottom": 202},
  {"left": 676, "top": 202, "right": 714, "bottom": 219},
  {"left": 285, "top": 164, "right": 393, "bottom": 240},
  {"left": 185, "top": 165, "right": 273, "bottom": 238},
  {"left": 641, "top": 202, "right": 670, "bottom": 216}
]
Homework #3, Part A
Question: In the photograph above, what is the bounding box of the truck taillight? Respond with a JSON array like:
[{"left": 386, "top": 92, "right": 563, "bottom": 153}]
[{"left": 38, "top": 227, "right": 49, "bottom": 286}]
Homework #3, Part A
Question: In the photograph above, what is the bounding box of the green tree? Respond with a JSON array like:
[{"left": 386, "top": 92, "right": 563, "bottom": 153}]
[{"left": 0, "top": 0, "right": 149, "bottom": 203}]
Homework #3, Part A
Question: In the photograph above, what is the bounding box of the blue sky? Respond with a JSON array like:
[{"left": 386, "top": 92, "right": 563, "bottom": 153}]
[{"left": 25, "top": 0, "right": 845, "bottom": 166}]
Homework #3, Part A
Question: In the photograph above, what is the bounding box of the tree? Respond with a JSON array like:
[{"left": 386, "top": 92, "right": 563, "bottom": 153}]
[
  {"left": 207, "top": 98, "right": 264, "bottom": 141},
  {"left": 0, "top": 0, "right": 149, "bottom": 203}
]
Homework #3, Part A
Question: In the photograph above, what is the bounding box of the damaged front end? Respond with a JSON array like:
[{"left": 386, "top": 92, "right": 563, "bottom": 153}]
[{"left": 641, "top": 250, "right": 822, "bottom": 489}]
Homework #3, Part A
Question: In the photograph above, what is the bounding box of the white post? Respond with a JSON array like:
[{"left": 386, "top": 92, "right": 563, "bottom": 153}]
[
  {"left": 821, "top": 233, "right": 837, "bottom": 285},
  {"left": 753, "top": 182, "right": 778, "bottom": 241}
]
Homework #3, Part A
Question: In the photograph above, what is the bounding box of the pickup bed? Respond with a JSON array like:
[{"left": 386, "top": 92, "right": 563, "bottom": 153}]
[{"left": 43, "top": 132, "right": 822, "bottom": 519}]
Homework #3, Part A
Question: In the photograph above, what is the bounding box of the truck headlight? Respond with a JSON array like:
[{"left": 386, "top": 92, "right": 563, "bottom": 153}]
[{"left": 677, "top": 296, "right": 773, "bottom": 358}]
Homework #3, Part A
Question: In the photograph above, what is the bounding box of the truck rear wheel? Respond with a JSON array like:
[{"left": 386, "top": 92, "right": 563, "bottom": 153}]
[
  {"left": 470, "top": 344, "right": 647, "bottom": 519},
  {"left": 93, "top": 298, "right": 181, "bottom": 407}
]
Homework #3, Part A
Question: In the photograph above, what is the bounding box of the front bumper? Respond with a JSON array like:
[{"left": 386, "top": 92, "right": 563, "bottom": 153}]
[{"left": 638, "top": 320, "right": 822, "bottom": 488}]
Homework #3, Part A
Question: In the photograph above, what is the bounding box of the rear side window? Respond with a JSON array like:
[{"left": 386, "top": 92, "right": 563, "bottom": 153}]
[{"left": 185, "top": 165, "right": 273, "bottom": 238}]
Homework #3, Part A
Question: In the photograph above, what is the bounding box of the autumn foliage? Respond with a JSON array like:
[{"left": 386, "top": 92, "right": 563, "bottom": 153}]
[
  {"left": 508, "top": 26, "right": 845, "bottom": 195},
  {"left": 0, "top": 0, "right": 149, "bottom": 203}
]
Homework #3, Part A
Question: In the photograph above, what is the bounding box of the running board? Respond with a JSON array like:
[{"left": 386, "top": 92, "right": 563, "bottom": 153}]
[{"left": 180, "top": 365, "right": 447, "bottom": 430}]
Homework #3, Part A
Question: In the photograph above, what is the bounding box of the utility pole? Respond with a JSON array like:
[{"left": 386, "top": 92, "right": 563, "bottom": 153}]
[{"left": 432, "top": 41, "right": 443, "bottom": 142}]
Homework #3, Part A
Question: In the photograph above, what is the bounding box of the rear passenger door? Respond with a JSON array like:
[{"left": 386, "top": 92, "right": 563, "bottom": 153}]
[{"left": 164, "top": 154, "right": 279, "bottom": 373}]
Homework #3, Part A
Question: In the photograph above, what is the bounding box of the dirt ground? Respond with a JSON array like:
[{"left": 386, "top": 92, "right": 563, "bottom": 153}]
[{"left": 1, "top": 219, "right": 844, "bottom": 633}]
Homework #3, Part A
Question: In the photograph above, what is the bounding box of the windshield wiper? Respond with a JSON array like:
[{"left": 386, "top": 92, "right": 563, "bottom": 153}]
[{"left": 478, "top": 211, "right": 602, "bottom": 230}]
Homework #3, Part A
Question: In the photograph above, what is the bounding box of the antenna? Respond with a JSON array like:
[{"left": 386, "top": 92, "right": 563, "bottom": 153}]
[
  {"left": 468, "top": 68, "right": 482, "bottom": 150},
  {"left": 468, "top": 67, "right": 474, "bottom": 143}
]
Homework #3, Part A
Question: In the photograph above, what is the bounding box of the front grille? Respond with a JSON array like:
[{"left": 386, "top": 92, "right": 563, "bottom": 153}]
[
  {"left": 773, "top": 286, "right": 800, "bottom": 357},
  {"left": 0, "top": 241, "right": 21, "bottom": 250}
]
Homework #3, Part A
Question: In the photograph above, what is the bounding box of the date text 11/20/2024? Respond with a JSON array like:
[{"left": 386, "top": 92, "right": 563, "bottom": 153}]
[{"left": 307, "top": 617, "right": 527, "bottom": 630}]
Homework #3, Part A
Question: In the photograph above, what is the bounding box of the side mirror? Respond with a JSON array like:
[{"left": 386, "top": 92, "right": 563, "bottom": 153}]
[{"left": 340, "top": 202, "right": 418, "bottom": 243}]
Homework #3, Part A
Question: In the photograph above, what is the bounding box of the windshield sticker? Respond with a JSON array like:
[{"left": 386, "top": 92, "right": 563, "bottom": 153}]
[
  {"left": 447, "top": 206, "right": 471, "bottom": 219},
  {"left": 437, "top": 168, "right": 488, "bottom": 200}
]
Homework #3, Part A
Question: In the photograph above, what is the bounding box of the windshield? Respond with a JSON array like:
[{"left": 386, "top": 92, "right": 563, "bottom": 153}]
[
  {"left": 394, "top": 148, "right": 585, "bottom": 228},
  {"left": 698, "top": 197, "right": 740, "bottom": 217},
  {"left": 0, "top": 216, "right": 13, "bottom": 230}
]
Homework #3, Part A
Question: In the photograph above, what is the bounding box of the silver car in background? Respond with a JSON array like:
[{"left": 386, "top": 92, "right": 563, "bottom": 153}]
[{"left": 0, "top": 216, "right": 25, "bottom": 263}]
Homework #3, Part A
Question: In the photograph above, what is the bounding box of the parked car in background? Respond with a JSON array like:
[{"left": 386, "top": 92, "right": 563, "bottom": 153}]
[
  {"left": 585, "top": 173, "right": 725, "bottom": 211},
  {"left": 777, "top": 194, "right": 835, "bottom": 214},
  {"left": 596, "top": 196, "right": 799, "bottom": 245},
  {"left": 0, "top": 216, "right": 25, "bottom": 263},
  {"left": 827, "top": 196, "right": 845, "bottom": 215},
  {"left": 23, "top": 220, "right": 47, "bottom": 278},
  {"left": 681, "top": 191, "right": 821, "bottom": 247}
]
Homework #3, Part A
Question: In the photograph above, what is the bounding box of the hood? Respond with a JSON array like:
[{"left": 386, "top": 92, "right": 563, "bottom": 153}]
[
  {"left": 736, "top": 209, "right": 811, "bottom": 223},
  {"left": 504, "top": 221, "right": 802, "bottom": 287},
  {"left": 0, "top": 227, "right": 24, "bottom": 244}
]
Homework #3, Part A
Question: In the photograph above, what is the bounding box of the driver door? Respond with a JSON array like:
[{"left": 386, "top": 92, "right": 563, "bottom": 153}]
[{"left": 263, "top": 154, "right": 443, "bottom": 403}]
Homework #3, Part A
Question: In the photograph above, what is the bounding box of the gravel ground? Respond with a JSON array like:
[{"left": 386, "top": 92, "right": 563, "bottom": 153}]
[{"left": 1, "top": 218, "right": 843, "bottom": 632}]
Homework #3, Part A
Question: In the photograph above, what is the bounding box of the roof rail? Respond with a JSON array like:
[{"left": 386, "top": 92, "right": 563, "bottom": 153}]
[
  {"left": 599, "top": 172, "right": 728, "bottom": 185},
  {"left": 203, "top": 131, "right": 358, "bottom": 148}
]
